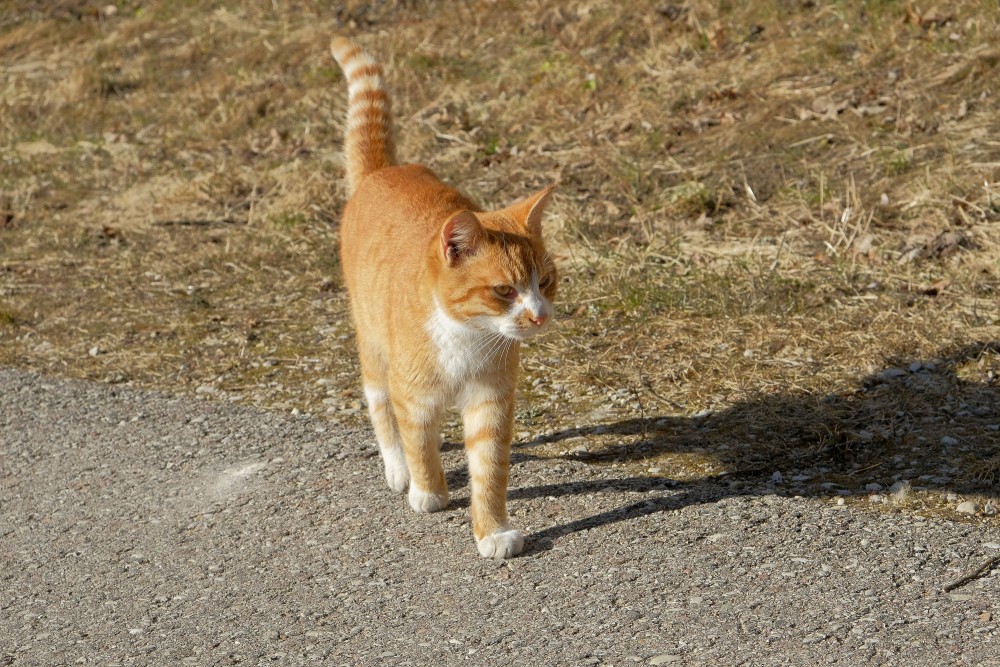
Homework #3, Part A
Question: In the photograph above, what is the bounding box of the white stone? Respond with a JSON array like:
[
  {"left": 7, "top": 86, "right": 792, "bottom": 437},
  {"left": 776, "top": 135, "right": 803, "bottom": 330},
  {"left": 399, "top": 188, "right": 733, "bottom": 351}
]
[{"left": 956, "top": 501, "right": 979, "bottom": 515}]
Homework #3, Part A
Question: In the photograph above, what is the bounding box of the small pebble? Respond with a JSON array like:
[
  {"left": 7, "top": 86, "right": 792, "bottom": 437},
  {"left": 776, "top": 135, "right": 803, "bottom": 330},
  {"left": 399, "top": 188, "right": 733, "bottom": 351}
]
[
  {"left": 956, "top": 501, "right": 979, "bottom": 515},
  {"left": 940, "top": 436, "right": 959, "bottom": 446}
]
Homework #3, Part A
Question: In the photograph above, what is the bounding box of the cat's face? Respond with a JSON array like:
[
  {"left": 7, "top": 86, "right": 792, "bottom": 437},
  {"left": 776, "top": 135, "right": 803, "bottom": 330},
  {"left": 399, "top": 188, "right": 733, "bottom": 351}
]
[
  {"left": 435, "top": 189, "right": 557, "bottom": 341},
  {"left": 441, "top": 232, "right": 556, "bottom": 341}
]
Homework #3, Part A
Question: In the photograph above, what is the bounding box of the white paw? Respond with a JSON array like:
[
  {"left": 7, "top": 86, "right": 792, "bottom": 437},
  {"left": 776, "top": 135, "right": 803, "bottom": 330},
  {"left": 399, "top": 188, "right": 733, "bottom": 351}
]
[
  {"left": 408, "top": 485, "right": 449, "bottom": 513},
  {"left": 476, "top": 526, "right": 524, "bottom": 559},
  {"left": 380, "top": 448, "right": 409, "bottom": 493}
]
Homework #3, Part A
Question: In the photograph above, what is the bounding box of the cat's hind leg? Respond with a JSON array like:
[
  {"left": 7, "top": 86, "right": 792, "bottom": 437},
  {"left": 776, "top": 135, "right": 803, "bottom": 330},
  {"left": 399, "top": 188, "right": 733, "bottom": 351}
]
[{"left": 359, "top": 348, "right": 409, "bottom": 493}]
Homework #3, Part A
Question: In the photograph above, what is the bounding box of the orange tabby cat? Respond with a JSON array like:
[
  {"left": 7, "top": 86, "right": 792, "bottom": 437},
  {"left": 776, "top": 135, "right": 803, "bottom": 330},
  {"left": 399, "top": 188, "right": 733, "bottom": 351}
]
[{"left": 331, "top": 37, "right": 556, "bottom": 558}]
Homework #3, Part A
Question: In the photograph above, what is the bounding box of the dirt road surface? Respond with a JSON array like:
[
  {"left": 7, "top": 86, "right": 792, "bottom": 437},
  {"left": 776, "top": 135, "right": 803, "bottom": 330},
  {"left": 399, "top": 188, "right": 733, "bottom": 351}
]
[{"left": 2, "top": 368, "right": 998, "bottom": 665}]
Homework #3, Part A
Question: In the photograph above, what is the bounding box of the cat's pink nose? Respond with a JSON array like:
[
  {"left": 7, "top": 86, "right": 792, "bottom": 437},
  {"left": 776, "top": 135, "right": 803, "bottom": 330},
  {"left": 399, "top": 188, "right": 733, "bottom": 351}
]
[{"left": 529, "top": 312, "right": 548, "bottom": 327}]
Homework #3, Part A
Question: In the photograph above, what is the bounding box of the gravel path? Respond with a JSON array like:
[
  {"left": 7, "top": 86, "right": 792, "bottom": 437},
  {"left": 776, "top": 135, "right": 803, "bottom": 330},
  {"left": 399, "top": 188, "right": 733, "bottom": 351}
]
[{"left": 2, "top": 368, "right": 999, "bottom": 666}]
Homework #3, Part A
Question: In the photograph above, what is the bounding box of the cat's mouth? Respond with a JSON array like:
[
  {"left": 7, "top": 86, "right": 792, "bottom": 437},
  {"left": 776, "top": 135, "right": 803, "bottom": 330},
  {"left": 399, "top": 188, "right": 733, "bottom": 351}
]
[{"left": 504, "top": 321, "right": 551, "bottom": 341}]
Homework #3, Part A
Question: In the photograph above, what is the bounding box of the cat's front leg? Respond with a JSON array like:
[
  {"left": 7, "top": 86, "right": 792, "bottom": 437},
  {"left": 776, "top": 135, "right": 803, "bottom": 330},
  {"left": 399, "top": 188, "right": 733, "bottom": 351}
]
[
  {"left": 462, "top": 385, "right": 523, "bottom": 558},
  {"left": 391, "top": 391, "right": 450, "bottom": 513}
]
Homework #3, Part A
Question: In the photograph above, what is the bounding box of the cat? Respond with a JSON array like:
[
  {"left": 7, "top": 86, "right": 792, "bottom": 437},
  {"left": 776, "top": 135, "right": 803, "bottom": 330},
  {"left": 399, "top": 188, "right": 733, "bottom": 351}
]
[{"left": 331, "top": 37, "right": 557, "bottom": 558}]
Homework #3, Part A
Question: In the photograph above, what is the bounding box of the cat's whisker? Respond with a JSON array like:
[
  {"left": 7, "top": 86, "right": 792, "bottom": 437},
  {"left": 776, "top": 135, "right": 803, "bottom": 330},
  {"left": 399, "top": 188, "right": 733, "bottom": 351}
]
[
  {"left": 473, "top": 331, "right": 516, "bottom": 374},
  {"left": 501, "top": 338, "right": 514, "bottom": 369},
  {"left": 472, "top": 329, "right": 502, "bottom": 352},
  {"left": 465, "top": 332, "right": 502, "bottom": 374},
  {"left": 469, "top": 330, "right": 503, "bottom": 358},
  {"left": 479, "top": 332, "right": 510, "bottom": 370}
]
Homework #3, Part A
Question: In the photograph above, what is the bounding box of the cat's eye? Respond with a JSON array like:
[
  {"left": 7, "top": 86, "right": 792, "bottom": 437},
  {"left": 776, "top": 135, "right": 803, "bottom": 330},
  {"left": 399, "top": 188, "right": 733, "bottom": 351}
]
[
  {"left": 493, "top": 285, "right": 515, "bottom": 299},
  {"left": 539, "top": 275, "right": 553, "bottom": 289}
]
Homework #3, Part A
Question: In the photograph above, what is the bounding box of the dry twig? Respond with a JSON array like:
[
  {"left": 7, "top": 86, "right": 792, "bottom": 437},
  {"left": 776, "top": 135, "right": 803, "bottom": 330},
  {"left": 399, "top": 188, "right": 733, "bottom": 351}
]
[{"left": 942, "top": 554, "right": 1000, "bottom": 593}]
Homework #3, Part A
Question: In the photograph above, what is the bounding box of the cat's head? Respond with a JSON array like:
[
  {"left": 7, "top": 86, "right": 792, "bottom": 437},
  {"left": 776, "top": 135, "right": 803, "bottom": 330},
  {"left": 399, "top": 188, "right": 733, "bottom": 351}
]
[{"left": 434, "top": 186, "right": 557, "bottom": 341}]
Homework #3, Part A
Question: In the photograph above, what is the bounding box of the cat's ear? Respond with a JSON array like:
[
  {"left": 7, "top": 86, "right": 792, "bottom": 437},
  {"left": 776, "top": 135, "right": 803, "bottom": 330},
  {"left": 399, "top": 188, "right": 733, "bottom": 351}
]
[
  {"left": 515, "top": 185, "right": 555, "bottom": 237},
  {"left": 441, "top": 211, "right": 483, "bottom": 266}
]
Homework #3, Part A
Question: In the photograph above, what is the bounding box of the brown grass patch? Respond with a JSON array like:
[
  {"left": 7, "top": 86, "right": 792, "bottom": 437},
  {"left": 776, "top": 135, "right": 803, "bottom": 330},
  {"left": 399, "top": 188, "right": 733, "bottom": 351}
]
[{"left": 1, "top": 0, "right": 998, "bottom": 517}]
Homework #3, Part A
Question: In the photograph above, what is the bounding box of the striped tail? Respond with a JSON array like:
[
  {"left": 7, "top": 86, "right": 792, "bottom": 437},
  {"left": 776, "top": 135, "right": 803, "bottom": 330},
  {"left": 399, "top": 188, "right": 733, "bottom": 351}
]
[{"left": 331, "top": 36, "right": 397, "bottom": 195}]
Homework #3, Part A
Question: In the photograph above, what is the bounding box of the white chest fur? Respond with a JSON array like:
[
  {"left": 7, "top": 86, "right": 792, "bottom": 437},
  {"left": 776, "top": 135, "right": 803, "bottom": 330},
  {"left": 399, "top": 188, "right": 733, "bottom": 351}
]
[{"left": 426, "top": 304, "right": 503, "bottom": 386}]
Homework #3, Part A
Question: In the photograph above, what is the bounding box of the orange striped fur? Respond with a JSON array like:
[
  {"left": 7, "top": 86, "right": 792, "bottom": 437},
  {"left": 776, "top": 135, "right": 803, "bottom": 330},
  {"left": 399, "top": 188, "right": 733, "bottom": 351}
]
[
  {"left": 331, "top": 37, "right": 557, "bottom": 558},
  {"left": 331, "top": 36, "right": 397, "bottom": 194}
]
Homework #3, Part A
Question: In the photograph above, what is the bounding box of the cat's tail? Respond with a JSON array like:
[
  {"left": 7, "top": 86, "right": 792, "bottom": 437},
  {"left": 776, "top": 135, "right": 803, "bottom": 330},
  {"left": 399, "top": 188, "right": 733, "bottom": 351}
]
[{"left": 331, "top": 36, "right": 397, "bottom": 195}]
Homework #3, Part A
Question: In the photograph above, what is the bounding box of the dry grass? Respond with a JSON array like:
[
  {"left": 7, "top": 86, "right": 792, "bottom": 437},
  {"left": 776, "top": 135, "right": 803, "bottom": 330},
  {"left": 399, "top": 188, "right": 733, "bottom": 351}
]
[{"left": 1, "top": 1, "right": 998, "bottom": 516}]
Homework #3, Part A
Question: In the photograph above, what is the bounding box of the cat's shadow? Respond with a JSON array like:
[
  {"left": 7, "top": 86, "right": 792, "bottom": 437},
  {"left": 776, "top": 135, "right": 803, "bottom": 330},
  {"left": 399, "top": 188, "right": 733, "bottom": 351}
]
[{"left": 493, "top": 341, "right": 999, "bottom": 556}]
